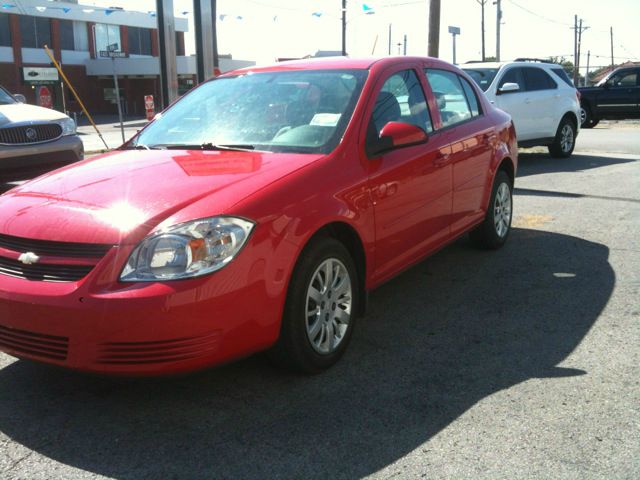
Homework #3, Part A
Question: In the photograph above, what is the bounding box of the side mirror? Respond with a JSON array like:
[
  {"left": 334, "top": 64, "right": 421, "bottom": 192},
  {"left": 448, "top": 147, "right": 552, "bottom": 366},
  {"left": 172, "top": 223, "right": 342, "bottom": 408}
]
[
  {"left": 368, "top": 121, "right": 428, "bottom": 156},
  {"left": 497, "top": 82, "right": 520, "bottom": 95},
  {"left": 13, "top": 94, "right": 26, "bottom": 103}
]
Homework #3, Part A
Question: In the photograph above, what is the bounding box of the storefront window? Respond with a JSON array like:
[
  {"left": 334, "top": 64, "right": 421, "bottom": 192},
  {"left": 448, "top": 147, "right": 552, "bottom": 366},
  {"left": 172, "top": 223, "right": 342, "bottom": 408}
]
[
  {"left": 95, "top": 23, "right": 121, "bottom": 54},
  {"left": 19, "top": 16, "right": 51, "bottom": 48},
  {"left": 60, "top": 19, "right": 74, "bottom": 50},
  {"left": 128, "top": 27, "right": 152, "bottom": 56},
  {"left": 0, "top": 13, "right": 11, "bottom": 47}
]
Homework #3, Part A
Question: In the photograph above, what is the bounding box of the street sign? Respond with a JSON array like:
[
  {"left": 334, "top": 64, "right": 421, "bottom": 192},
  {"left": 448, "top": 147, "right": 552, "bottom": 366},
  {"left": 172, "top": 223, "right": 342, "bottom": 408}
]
[
  {"left": 448, "top": 26, "right": 461, "bottom": 35},
  {"left": 107, "top": 43, "right": 119, "bottom": 52},
  {"left": 99, "top": 50, "right": 127, "bottom": 58}
]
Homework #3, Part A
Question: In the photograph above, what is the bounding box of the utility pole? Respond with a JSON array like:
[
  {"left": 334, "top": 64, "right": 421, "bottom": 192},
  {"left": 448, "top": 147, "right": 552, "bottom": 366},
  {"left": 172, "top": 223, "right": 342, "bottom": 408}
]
[
  {"left": 585, "top": 50, "right": 590, "bottom": 86},
  {"left": 610, "top": 27, "right": 614, "bottom": 69},
  {"left": 495, "top": 0, "right": 502, "bottom": 61},
  {"left": 476, "top": 0, "right": 487, "bottom": 61},
  {"left": 388, "top": 23, "right": 392, "bottom": 55},
  {"left": 573, "top": 15, "right": 578, "bottom": 85},
  {"left": 576, "top": 19, "right": 589, "bottom": 86},
  {"left": 341, "top": 0, "right": 347, "bottom": 56},
  {"left": 403, "top": 34, "right": 407, "bottom": 55},
  {"left": 428, "top": 0, "right": 440, "bottom": 57}
]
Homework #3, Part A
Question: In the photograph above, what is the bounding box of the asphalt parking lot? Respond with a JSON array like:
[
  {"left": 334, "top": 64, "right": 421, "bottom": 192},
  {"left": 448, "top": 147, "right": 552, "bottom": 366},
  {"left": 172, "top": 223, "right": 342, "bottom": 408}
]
[{"left": 0, "top": 123, "right": 638, "bottom": 479}]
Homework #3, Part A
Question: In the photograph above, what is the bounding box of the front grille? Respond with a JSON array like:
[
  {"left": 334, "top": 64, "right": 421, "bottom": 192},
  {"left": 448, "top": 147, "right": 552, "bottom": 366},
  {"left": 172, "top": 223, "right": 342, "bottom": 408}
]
[
  {"left": 0, "top": 324, "right": 69, "bottom": 361},
  {"left": 0, "top": 256, "right": 93, "bottom": 282},
  {"left": 0, "top": 123, "right": 63, "bottom": 145},
  {"left": 0, "top": 233, "right": 111, "bottom": 258},
  {"left": 96, "top": 332, "right": 222, "bottom": 365}
]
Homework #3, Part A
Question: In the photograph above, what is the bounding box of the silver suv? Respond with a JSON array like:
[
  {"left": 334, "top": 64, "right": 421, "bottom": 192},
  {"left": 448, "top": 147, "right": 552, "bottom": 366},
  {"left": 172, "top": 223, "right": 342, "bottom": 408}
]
[
  {"left": 0, "top": 86, "right": 83, "bottom": 179},
  {"left": 461, "top": 59, "right": 581, "bottom": 158}
]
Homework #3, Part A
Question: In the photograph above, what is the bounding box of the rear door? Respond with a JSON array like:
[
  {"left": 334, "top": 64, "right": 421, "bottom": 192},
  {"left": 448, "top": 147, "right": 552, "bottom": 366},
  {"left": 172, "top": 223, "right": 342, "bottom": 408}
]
[
  {"left": 521, "top": 67, "right": 558, "bottom": 138},
  {"left": 425, "top": 68, "right": 494, "bottom": 235}
]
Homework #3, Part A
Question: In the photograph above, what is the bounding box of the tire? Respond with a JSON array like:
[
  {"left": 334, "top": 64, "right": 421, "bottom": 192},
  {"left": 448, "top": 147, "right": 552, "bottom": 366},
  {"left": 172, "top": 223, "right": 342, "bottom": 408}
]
[
  {"left": 580, "top": 104, "right": 598, "bottom": 129},
  {"left": 470, "top": 170, "right": 513, "bottom": 249},
  {"left": 267, "top": 237, "right": 359, "bottom": 373},
  {"left": 548, "top": 117, "right": 576, "bottom": 158}
]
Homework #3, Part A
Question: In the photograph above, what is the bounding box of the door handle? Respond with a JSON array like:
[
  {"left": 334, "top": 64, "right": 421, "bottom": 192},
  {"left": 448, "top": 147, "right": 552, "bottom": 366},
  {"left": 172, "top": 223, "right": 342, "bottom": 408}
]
[{"left": 434, "top": 153, "right": 450, "bottom": 167}]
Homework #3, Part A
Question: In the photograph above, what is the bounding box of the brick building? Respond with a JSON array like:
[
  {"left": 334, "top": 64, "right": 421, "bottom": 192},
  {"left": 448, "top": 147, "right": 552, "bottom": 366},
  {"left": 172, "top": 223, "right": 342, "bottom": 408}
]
[{"left": 0, "top": 0, "right": 253, "bottom": 115}]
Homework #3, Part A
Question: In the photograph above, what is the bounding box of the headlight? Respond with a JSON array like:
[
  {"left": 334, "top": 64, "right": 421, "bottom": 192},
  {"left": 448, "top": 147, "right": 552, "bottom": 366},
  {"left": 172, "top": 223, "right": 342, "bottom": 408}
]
[
  {"left": 57, "top": 117, "right": 76, "bottom": 136},
  {"left": 120, "top": 216, "right": 254, "bottom": 282}
]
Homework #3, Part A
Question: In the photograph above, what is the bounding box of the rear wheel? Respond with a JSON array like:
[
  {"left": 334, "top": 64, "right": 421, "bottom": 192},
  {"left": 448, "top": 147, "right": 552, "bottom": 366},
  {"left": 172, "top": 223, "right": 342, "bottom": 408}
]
[
  {"left": 470, "top": 170, "right": 513, "bottom": 249},
  {"left": 548, "top": 117, "right": 576, "bottom": 158},
  {"left": 580, "top": 105, "right": 598, "bottom": 128},
  {"left": 267, "top": 237, "right": 359, "bottom": 373}
]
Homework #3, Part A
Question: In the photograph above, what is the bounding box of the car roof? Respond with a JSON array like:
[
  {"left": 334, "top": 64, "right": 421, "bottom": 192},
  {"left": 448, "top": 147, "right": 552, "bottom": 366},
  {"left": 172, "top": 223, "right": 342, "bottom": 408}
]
[
  {"left": 462, "top": 61, "right": 559, "bottom": 69},
  {"left": 224, "top": 56, "right": 456, "bottom": 75}
]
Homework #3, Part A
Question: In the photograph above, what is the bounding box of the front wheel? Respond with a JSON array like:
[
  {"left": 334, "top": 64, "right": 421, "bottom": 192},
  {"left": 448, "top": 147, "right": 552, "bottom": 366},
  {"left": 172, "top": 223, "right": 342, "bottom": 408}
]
[
  {"left": 548, "top": 117, "right": 576, "bottom": 158},
  {"left": 470, "top": 170, "right": 513, "bottom": 249},
  {"left": 267, "top": 237, "right": 359, "bottom": 373}
]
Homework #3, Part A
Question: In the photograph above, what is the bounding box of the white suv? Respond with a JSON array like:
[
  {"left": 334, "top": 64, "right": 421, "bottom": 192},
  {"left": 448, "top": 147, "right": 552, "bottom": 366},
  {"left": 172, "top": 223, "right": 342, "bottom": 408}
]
[{"left": 461, "top": 59, "right": 581, "bottom": 158}]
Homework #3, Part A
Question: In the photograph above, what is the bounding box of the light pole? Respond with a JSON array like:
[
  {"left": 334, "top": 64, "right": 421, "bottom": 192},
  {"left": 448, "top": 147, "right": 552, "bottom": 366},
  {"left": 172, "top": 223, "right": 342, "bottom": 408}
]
[{"left": 448, "top": 26, "right": 460, "bottom": 64}]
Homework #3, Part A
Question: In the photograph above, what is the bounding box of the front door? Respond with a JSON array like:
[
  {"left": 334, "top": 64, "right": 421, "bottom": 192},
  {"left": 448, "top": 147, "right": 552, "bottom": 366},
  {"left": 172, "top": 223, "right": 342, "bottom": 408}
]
[{"left": 366, "top": 68, "right": 453, "bottom": 283}]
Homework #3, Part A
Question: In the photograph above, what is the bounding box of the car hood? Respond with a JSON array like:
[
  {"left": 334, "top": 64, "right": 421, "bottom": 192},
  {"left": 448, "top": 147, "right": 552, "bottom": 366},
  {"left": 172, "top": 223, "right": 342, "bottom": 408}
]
[
  {"left": 0, "top": 149, "right": 324, "bottom": 245},
  {"left": 0, "top": 103, "right": 69, "bottom": 127}
]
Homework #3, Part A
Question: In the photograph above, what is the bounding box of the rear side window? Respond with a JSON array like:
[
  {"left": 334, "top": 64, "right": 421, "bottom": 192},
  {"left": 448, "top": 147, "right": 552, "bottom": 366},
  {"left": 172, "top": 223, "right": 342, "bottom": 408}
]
[
  {"left": 498, "top": 68, "right": 525, "bottom": 90},
  {"left": 425, "top": 69, "right": 472, "bottom": 128},
  {"left": 523, "top": 67, "right": 557, "bottom": 91},
  {"left": 551, "top": 68, "right": 574, "bottom": 87},
  {"left": 460, "top": 77, "right": 481, "bottom": 117}
]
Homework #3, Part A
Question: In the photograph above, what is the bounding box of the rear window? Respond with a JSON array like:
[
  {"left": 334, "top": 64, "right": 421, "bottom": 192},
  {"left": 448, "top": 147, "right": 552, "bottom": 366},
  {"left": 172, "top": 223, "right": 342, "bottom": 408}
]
[{"left": 551, "top": 68, "right": 574, "bottom": 87}]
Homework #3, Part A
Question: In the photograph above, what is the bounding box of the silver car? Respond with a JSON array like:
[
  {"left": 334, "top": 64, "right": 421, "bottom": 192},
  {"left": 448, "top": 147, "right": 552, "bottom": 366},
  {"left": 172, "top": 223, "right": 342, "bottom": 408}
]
[{"left": 0, "top": 86, "right": 83, "bottom": 179}]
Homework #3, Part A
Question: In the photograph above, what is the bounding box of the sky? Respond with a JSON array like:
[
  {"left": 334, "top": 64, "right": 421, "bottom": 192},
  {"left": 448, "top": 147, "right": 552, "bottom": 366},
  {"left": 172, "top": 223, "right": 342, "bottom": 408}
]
[{"left": 85, "top": 0, "right": 639, "bottom": 72}]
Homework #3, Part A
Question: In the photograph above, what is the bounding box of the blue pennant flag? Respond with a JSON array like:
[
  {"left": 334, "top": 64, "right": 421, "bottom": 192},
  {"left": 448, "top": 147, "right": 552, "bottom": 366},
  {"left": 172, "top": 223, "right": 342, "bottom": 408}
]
[{"left": 362, "top": 3, "right": 375, "bottom": 14}]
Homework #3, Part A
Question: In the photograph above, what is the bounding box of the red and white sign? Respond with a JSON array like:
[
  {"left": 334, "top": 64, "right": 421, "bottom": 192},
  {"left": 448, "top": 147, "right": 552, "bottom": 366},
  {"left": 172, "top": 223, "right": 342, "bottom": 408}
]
[
  {"left": 144, "top": 95, "right": 155, "bottom": 121},
  {"left": 37, "top": 86, "right": 53, "bottom": 109}
]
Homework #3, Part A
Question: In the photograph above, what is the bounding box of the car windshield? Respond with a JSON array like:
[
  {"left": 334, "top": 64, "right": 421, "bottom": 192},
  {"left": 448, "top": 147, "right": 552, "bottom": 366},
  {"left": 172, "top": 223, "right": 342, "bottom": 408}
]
[
  {"left": 0, "top": 87, "right": 17, "bottom": 105},
  {"left": 132, "top": 69, "right": 368, "bottom": 154},
  {"left": 461, "top": 68, "right": 500, "bottom": 91}
]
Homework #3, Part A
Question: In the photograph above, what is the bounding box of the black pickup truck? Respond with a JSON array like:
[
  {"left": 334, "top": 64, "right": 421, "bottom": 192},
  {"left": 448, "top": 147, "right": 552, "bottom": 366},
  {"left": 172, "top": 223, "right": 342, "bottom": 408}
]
[{"left": 578, "top": 66, "right": 640, "bottom": 128}]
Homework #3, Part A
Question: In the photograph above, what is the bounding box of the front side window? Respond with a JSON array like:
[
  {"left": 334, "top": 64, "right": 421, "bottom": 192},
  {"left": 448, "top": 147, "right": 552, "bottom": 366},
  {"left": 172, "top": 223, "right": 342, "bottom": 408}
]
[
  {"left": 0, "top": 87, "right": 17, "bottom": 105},
  {"left": 133, "top": 69, "right": 367, "bottom": 154},
  {"left": 608, "top": 72, "right": 637, "bottom": 87},
  {"left": 498, "top": 67, "right": 525, "bottom": 90},
  {"left": 426, "top": 69, "right": 473, "bottom": 128},
  {"left": 523, "top": 67, "right": 557, "bottom": 91},
  {"left": 369, "top": 69, "right": 433, "bottom": 137}
]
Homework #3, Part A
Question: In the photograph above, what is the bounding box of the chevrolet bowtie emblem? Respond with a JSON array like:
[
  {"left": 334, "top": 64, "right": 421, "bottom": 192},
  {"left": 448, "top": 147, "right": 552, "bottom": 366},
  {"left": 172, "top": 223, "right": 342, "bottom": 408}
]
[{"left": 18, "top": 252, "right": 40, "bottom": 265}]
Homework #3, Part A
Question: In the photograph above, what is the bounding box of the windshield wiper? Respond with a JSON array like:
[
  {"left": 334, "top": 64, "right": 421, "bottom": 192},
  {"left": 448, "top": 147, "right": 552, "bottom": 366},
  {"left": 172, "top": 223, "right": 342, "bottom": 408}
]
[{"left": 146, "top": 143, "right": 256, "bottom": 152}]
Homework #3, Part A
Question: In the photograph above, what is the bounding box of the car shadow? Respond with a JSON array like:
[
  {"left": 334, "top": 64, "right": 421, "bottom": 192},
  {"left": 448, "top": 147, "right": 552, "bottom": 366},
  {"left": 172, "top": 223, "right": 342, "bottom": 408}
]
[
  {"left": 0, "top": 228, "right": 613, "bottom": 479},
  {"left": 517, "top": 152, "right": 635, "bottom": 178}
]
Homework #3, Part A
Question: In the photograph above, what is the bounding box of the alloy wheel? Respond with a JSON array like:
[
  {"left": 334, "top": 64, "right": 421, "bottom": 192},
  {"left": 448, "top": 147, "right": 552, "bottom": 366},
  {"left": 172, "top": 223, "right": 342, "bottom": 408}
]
[
  {"left": 493, "top": 182, "right": 512, "bottom": 238},
  {"left": 305, "top": 258, "right": 353, "bottom": 355}
]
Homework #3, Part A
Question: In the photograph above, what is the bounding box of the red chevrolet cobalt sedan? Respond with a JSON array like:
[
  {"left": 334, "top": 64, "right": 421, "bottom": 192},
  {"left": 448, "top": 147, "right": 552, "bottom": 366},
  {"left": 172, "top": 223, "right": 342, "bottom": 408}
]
[{"left": 0, "top": 57, "right": 517, "bottom": 375}]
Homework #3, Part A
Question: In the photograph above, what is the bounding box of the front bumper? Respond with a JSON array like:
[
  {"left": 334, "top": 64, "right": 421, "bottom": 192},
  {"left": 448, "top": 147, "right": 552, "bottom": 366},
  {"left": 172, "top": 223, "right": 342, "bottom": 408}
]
[
  {"left": 0, "top": 246, "right": 283, "bottom": 375},
  {"left": 0, "top": 135, "right": 83, "bottom": 178}
]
